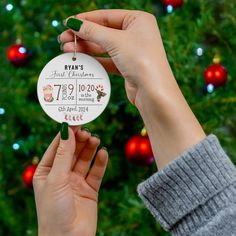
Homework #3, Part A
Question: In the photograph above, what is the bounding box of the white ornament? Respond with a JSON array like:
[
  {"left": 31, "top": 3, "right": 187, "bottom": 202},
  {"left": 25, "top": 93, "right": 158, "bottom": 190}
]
[{"left": 37, "top": 53, "right": 111, "bottom": 125}]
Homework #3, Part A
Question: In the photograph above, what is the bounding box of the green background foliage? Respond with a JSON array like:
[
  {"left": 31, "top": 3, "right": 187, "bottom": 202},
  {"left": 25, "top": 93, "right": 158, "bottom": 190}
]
[{"left": 0, "top": 0, "right": 235, "bottom": 235}]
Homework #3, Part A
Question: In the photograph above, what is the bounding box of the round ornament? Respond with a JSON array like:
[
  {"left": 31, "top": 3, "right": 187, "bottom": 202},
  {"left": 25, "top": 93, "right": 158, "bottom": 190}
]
[
  {"left": 204, "top": 64, "right": 227, "bottom": 87},
  {"left": 7, "top": 44, "right": 29, "bottom": 66},
  {"left": 164, "top": 0, "right": 184, "bottom": 8},
  {"left": 37, "top": 53, "right": 111, "bottom": 125},
  {"left": 23, "top": 164, "right": 37, "bottom": 187},
  {"left": 125, "top": 134, "right": 154, "bottom": 166}
]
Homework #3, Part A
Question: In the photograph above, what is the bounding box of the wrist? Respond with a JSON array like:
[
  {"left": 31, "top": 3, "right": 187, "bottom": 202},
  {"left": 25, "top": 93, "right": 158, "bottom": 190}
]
[
  {"left": 135, "top": 68, "right": 206, "bottom": 169},
  {"left": 134, "top": 56, "right": 176, "bottom": 110},
  {"left": 39, "top": 227, "right": 64, "bottom": 236},
  {"left": 39, "top": 230, "right": 70, "bottom": 236},
  {"left": 135, "top": 67, "right": 177, "bottom": 113}
]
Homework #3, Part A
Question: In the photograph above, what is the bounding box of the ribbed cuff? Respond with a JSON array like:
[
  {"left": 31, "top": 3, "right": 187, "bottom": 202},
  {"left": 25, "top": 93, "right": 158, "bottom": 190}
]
[{"left": 137, "top": 134, "right": 236, "bottom": 235}]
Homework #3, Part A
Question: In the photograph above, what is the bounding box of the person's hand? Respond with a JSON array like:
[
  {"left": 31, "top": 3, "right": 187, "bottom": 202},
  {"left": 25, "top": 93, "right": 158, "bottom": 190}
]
[
  {"left": 59, "top": 10, "right": 206, "bottom": 170},
  {"left": 33, "top": 123, "right": 108, "bottom": 236},
  {"left": 59, "top": 9, "right": 172, "bottom": 108}
]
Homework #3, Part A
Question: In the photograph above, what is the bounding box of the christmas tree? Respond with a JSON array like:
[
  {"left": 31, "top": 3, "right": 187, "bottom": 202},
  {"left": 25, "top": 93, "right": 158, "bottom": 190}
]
[{"left": 1, "top": 0, "right": 236, "bottom": 235}]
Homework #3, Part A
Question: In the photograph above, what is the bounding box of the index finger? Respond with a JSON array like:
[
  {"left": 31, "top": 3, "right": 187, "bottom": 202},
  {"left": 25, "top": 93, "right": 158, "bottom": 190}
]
[
  {"left": 38, "top": 133, "right": 60, "bottom": 168},
  {"left": 73, "top": 9, "right": 132, "bottom": 29}
]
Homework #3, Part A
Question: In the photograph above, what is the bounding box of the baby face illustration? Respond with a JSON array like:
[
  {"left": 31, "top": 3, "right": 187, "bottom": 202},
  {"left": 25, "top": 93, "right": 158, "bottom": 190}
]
[{"left": 43, "top": 84, "right": 54, "bottom": 102}]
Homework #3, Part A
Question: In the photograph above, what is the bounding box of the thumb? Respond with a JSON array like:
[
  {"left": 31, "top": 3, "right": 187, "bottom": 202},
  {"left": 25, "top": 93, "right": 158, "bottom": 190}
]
[
  {"left": 50, "top": 122, "right": 76, "bottom": 176},
  {"left": 65, "top": 17, "right": 118, "bottom": 50}
]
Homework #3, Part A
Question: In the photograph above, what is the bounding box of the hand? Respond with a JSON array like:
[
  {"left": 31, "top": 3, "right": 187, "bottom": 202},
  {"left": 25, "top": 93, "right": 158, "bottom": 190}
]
[
  {"left": 59, "top": 9, "right": 172, "bottom": 107},
  {"left": 59, "top": 10, "right": 205, "bottom": 170},
  {"left": 33, "top": 125, "right": 108, "bottom": 236}
]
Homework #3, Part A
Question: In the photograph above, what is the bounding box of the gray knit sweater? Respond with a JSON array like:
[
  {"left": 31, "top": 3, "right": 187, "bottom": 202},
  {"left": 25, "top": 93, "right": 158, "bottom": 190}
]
[{"left": 137, "top": 134, "right": 236, "bottom": 236}]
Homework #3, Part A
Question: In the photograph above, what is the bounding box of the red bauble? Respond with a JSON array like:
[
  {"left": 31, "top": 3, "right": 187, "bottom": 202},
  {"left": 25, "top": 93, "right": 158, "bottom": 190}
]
[
  {"left": 204, "top": 64, "right": 227, "bottom": 87},
  {"left": 7, "top": 44, "right": 29, "bottom": 66},
  {"left": 164, "top": 0, "right": 184, "bottom": 8},
  {"left": 125, "top": 135, "right": 154, "bottom": 166},
  {"left": 22, "top": 164, "right": 37, "bottom": 187}
]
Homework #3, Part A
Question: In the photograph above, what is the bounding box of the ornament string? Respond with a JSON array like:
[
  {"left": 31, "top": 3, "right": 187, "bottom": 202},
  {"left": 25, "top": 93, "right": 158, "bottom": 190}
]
[{"left": 72, "top": 34, "right": 77, "bottom": 61}]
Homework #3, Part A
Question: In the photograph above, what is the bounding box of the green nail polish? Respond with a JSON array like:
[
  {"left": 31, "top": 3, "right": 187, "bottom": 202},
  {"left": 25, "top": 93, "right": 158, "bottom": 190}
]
[
  {"left": 61, "top": 122, "right": 69, "bottom": 140},
  {"left": 92, "top": 134, "right": 100, "bottom": 139},
  {"left": 66, "top": 18, "right": 83, "bottom": 31},
  {"left": 81, "top": 127, "right": 90, "bottom": 133},
  {"left": 57, "top": 35, "right": 61, "bottom": 43},
  {"left": 63, "top": 19, "right": 67, "bottom": 26},
  {"left": 60, "top": 43, "right": 64, "bottom": 51},
  {"left": 101, "top": 146, "right": 107, "bottom": 151}
]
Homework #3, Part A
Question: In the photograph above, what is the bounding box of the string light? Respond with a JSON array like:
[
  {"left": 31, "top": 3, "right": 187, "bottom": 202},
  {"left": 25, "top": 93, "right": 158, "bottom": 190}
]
[
  {"left": 0, "top": 108, "right": 5, "bottom": 115},
  {"left": 12, "top": 143, "right": 20, "bottom": 150},
  {"left": 207, "top": 84, "right": 214, "bottom": 93},
  {"left": 167, "top": 5, "right": 174, "bottom": 13},
  {"left": 19, "top": 46, "right": 27, "bottom": 54},
  {"left": 196, "top": 47, "right": 204, "bottom": 56},
  {"left": 51, "top": 20, "right": 59, "bottom": 27},
  {"left": 6, "top": 3, "right": 13, "bottom": 11}
]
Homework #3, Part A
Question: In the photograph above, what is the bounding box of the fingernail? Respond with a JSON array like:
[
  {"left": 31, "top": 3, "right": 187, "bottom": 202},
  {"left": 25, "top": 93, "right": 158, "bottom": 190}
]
[
  {"left": 92, "top": 134, "right": 100, "bottom": 139},
  {"left": 63, "top": 19, "right": 67, "bottom": 26},
  {"left": 57, "top": 35, "right": 61, "bottom": 43},
  {"left": 60, "top": 43, "right": 64, "bottom": 51},
  {"left": 81, "top": 127, "right": 90, "bottom": 133},
  {"left": 61, "top": 122, "right": 69, "bottom": 140},
  {"left": 66, "top": 18, "right": 83, "bottom": 31},
  {"left": 101, "top": 146, "right": 107, "bottom": 151}
]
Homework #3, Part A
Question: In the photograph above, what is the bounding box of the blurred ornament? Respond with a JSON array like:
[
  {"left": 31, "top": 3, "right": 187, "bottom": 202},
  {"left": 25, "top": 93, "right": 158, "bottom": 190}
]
[
  {"left": 7, "top": 44, "right": 30, "bottom": 66},
  {"left": 125, "top": 132, "right": 154, "bottom": 166},
  {"left": 204, "top": 64, "right": 227, "bottom": 87},
  {"left": 164, "top": 0, "right": 184, "bottom": 8},
  {"left": 22, "top": 164, "right": 37, "bottom": 187}
]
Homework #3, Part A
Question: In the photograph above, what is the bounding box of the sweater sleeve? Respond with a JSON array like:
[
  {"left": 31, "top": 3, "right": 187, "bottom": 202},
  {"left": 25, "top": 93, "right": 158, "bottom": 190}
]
[{"left": 137, "top": 134, "right": 236, "bottom": 236}]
